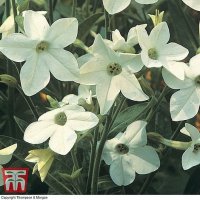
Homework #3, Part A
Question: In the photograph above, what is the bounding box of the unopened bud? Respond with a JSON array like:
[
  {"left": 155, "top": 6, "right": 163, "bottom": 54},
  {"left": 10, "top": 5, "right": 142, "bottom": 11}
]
[{"left": 0, "top": 74, "right": 17, "bottom": 87}]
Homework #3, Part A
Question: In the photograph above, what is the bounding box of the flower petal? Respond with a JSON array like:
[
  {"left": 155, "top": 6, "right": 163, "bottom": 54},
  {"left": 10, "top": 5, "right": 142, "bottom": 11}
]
[
  {"left": 0, "top": 144, "right": 17, "bottom": 165},
  {"left": 182, "top": 146, "right": 200, "bottom": 170},
  {"left": 170, "top": 87, "right": 200, "bottom": 121},
  {"left": 129, "top": 146, "right": 160, "bottom": 174},
  {"left": 136, "top": 0, "right": 158, "bottom": 4},
  {"left": 149, "top": 22, "right": 170, "bottom": 47},
  {"left": 0, "top": 33, "right": 36, "bottom": 62},
  {"left": 189, "top": 54, "right": 200, "bottom": 76},
  {"left": 96, "top": 76, "right": 120, "bottom": 115},
  {"left": 20, "top": 52, "right": 50, "bottom": 96},
  {"left": 109, "top": 156, "right": 136, "bottom": 186},
  {"left": 46, "top": 18, "right": 78, "bottom": 48},
  {"left": 24, "top": 121, "right": 56, "bottom": 144},
  {"left": 119, "top": 70, "right": 149, "bottom": 101},
  {"left": 119, "top": 121, "right": 147, "bottom": 147},
  {"left": 49, "top": 125, "right": 77, "bottom": 155},
  {"left": 24, "top": 10, "right": 49, "bottom": 40},
  {"left": 67, "top": 111, "right": 99, "bottom": 131},
  {"left": 185, "top": 123, "right": 200, "bottom": 142},
  {"left": 182, "top": 0, "right": 200, "bottom": 11},
  {"left": 47, "top": 49, "right": 79, "bottom": 82},
  {"left": 102, "top": 0, "right": 131, "bottom": 14}
]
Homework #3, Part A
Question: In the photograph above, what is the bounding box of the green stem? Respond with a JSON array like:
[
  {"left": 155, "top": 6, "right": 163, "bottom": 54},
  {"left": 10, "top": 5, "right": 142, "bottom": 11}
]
[
  {"left": 5, "top": 0, "right": 10, "bottom": 17},
  {"left": 11, "top": 0, "right": 18, "bottom": 32},
  {"left": 104, "top": 9, "right": 110, "bottom": 39},
  {"left": 72, "top": 0, "right": 77, "bottom": 17},
  {"left": 48, "top": 0, "right": 53, "bottom": 25}
]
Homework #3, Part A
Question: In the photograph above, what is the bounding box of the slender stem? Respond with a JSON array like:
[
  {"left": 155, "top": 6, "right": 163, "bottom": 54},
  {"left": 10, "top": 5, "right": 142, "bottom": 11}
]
[
  {"left": 17, "top": 85, "right": 39, "bottom": 120},
  {"left": 5, "top": 0, "right": 10, "bottom": 17},
  {"left": 11, "top": 0, "right": 18, "bottom": 32},
  {"left": 104, "top": 9, "right": 110, "bottom": 39},
  {"left": 72, "top": 0, "right": 77, "bottom": 17},
  {"left": 48, "top": 0, "right": 53, "bottom": 25}
]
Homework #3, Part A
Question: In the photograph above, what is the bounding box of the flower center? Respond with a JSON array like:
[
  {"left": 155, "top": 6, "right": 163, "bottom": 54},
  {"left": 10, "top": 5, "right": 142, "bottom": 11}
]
[
  {"left": 36, "top": 41, "right": 49, "bottom": 53},
  {"left": 107, "top": 63, "right": 122, "bottom": 76},
  {"left": 193, "top": 143, "right": 200, "bottom": 153},
  {"left": 54, "top": 112, "right": 67, "bottom": 126},
  {"left": 148, "top": 48, "right": 158, "bottom": 60},
  {"left": 115, "top": 143, "right": 129, "bottom": 154},
  {"left": 195, "top": 75, "right": 200, "bottom": 86}
]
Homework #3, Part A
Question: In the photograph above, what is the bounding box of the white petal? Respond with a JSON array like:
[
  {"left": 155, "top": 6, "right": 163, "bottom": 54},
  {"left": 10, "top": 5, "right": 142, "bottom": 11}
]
[
  {"left": 47, "top": 49, "right": 79, "bottom": 82},
  {"left": 119, "top": 53, "right": 144, "bottom": 73},
  {"left": 185, "top": 123, "right": 200, "bottom": 142},
  {"left": 49, "top": 125, "right": 77, "bottom": 155},
  {"left": 24, "top": 121, "right": 57, "bottom": 144},
  {"left": 119, "top": 70, "right": 149, "bottom": 101},
  {"left": 135, "top": 0, "right": 158, "bottom": 4},
  {"left": 24, "top": 10, "right": 49, "bottom": 40},
  {"left": 0, "top": 33, "right": 36, "bottom": 62},
  {"left": 62, "top": 94, "right": 79, "bottom": 105},
  {"left": 149, "top": 22, "right": 170, "bottom": 47},
  {"left": 119, "top": 121, "right": 147, "bottom": 147},
  {"left": 67, "top": 111, "right": 99, "bottom": 131},
  {"left": 0, "top": 15, "right": 15, "bottom": 38},
  {"left": 102, "top": 0, "right": 131, "bottom": 14},
  {"left": 182, "top": 146, "right": 200, "bottom": 170},
  {"left": 112, "top": 29, "right": 125, "bottom": 44},
  {"left": 102, "top": 138, "right": 120, "bottom": 165},
  {"left": 182, "top": 0, "right": 200, "bottom": 11},
  {"left": 20, "top": 53, "right": 50, "bottom": 96},
  {"left": 159, "top": 42, "right": 189, "bottom": 61},
  {"left": 162, "top": 66, "right": 194, "bottom": 89},
  {"left": 0, "top": 144, "right": 17, "bottom": 165},
  {"left": 109, "top": 156, "right": 136, "bottom": 186},
  {"left": 189, "top": 54, "right": 200, "bottom": 76},
  {"left": 129, "top": 146, "right": 160, "bottom": 174},
  {"left": 180, "top": 127, "right": 191, "bottom": 137},
  {"left": 96, "top": 76, "right": 120, "bottom": 115},
  {"left": 46, "top": 18, "right": 78, "bottom": 48},
  {"left": 170, "top": 87, "right": 200, "bottom": 121}
]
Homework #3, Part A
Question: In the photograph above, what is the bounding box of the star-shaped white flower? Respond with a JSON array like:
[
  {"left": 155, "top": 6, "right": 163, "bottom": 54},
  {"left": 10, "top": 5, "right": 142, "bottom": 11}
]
[
  {"left": 137, "top": 22, "right": 189, "bottom": 80},
  {"left": 0, "top": 144, "right": 17, "bottom": 186},
  {"left": 181, "top": 123, "right": 200, "bottom": 170},
  {"left": 102, "top": 121, "right": 160, "bottom": 186},
  {"left": 163, "top": 54, "right": 200, "bottom": 121},
  {"left": 105, "top": 25, "right": 146, "bottom": 53},
  {"left": 182, "top": 0, "right": 200, "bottom": 11},
  {"left": 24, "top": 105, "right": 99, "bottom": 155},
  {"left": 0, "top": 10, "right": 79, "bottom": 96},
  {"left": 102, "top": 0, "right": 158, "bottom": 15},
  {"left": 79, "top": 34, "right": 149, "bottom": 115}
]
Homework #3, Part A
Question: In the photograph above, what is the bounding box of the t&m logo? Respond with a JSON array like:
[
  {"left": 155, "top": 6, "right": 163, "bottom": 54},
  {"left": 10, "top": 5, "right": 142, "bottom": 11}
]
[{"left": 2, "top": 168, "right": 29, "bottom": 193}]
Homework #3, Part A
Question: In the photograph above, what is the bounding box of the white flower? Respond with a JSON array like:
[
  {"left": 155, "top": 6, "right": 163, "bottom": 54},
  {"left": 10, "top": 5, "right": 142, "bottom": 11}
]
[
  {"left": 182, "top": 0, "right": 200, "bottom": 11},
  {"left": 24, "top": 105, "right": 99, "bottom": 155},
  {"left": 105, "top": 25, "right": 146, "bottom": 53},
  {"left": 137, "top": 22, "right": 189, "bottom": 80},
  {"left": 0, "top": 15, "right": 15, "bottom": 38},
  {"left": 102, "top": 0, "right": 158, "bottom": 15},
  {"left": 181, "top": 123, "right": 200, "bottom": 170},
  {"left": 0, "top": 144, "right": 17, "bottom": 186},
  {"left": 61, "top": 85, "right": 95, "bottom": 106},
  {"left": 79, "top": 34, "right": 149, "bottom": 115},
  {"left": 0, "top": 10, "right": 79, "bottom": 96},
  {"left": 163, "top": 54, "right": 200, "bottom": 121},
  {"left": 102, "top": 121, "right": 160, "bottom": 186}
]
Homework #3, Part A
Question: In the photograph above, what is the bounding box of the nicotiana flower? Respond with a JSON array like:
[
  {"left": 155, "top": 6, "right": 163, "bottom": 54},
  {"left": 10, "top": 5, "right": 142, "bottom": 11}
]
[
  {"left": 79, "top": 34, "right": 149, "bottom": 115},
  {"left": 105, "top": 25, "right": 147, "bottom": 53},
  {"left": 0, "top": 144, "right": 17, "bottom": 186},
  {"left": 180, "top": 123, "right": 200, "bottom": 170},
  {"left": 0, "top": 10, "right": 79, "bottom": 96},
  {"left": 137, "top": 22, "right": 189, "bottom": 80},
  {"left": 102, "top": 0, "right": 158, "bottom": 15},
  {"left": 25, "top": 148, "right": 55, "bottom": 182},
  {"left": 182, "top": 0, "right": 200, "bottom": 11},
  {"left": 102, "top": 121, "right": 160, "bottom": 186},
  {"left": 163, "top": 54, "right": 200, "bottom": 121},
  {"left": 24, "top": 105, "right": 99, "bottom": 155}
]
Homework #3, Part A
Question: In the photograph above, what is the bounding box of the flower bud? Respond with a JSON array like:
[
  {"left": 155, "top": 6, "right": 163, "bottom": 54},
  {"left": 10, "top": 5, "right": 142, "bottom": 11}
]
[{"left": 0, "top": 74, "right": 17, "bottom": 87}]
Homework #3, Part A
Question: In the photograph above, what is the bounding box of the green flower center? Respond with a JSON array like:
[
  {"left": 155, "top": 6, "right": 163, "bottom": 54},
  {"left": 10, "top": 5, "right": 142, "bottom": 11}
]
[
  {"left": 36, "top": 41, "right": 49, "bottom": 53},
  {"left": 193, "top": 143, "right": 200, "bottom": 153},
  {"left": 107, "top": 63, "right": 122, "bottom": 76},
  {"left": 54, "top": 112, "right": 67, "bottom": 126},
  {"left": 115, "top": 143, "right": 129, "bottom": 155},
  {"left": 148, "top": 48, "right": 158, "bottom": 60},
  {"left": 195, "top": 75, "right": 200, "bottom": 86}
]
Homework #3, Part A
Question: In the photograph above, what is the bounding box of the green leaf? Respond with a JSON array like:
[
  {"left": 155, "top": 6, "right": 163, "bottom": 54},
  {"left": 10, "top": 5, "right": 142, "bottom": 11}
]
[
  {"left": 98, "top": 175, "right": 118, "bottom": 192},
  {"left": 78, "top": 13, "right": 103, "bottom": 40},
  {"left": 14, "top": 116, "right": 28, "bottom": 133}
]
